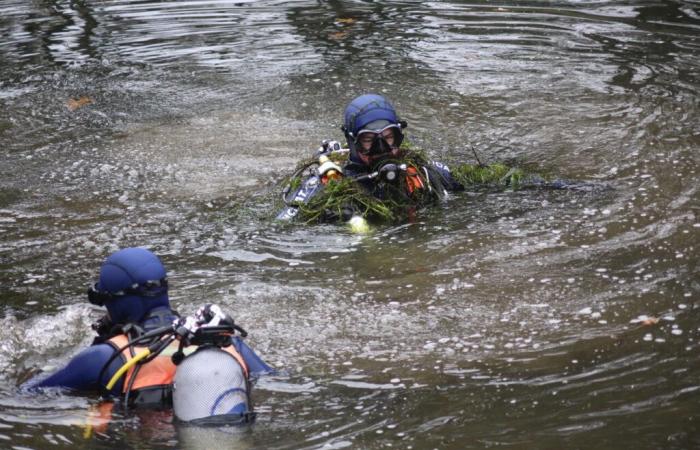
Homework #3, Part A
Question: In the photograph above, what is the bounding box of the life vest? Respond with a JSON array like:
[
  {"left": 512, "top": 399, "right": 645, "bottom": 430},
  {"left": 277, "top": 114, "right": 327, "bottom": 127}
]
[
  {"left": 107, "top": 334, "right": 249, "bottom": 403},
  {"left": 404, "top": 165, "right": 426, "bottom": 194}
]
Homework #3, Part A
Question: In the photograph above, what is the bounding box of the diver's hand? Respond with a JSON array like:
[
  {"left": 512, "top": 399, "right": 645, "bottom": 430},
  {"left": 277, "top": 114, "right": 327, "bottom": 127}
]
[{"left": 196, "top": 304, "right": 248, "bottom": 337}]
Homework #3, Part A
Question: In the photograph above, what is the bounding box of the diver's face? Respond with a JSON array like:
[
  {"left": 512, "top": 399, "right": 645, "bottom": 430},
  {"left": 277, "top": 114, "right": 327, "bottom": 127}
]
[{"left": 357, "top": 128, "right": 398, "bottom": 165}]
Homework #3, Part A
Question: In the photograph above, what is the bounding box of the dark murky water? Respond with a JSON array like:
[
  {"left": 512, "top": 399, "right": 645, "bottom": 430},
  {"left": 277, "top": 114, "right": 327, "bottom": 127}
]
[{"left": 1, "top": 1, "right": 699, "bottom": 448}]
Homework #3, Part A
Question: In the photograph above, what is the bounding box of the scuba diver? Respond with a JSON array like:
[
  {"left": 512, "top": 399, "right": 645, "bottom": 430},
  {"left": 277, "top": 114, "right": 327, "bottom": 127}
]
[
  {"left": 24, "top": 247, "right": 272, "bottom": 424},
  {"left": 341, "top": 93, "right": 463, "bottom": 193},
  {"left": 277, "top": 93, "right": 464, "bottom": 222},
  {"left": 278, "top": 93, "right": 596, "bottom": 225}
]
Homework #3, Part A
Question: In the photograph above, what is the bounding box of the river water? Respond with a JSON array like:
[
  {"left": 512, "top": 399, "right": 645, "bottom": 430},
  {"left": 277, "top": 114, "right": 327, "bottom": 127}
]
[{"left": 1, "top": 1, "right": 698, "bottom": 449}]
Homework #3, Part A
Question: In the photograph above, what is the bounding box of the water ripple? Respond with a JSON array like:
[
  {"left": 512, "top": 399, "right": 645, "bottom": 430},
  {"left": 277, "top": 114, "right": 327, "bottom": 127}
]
[{"left": 2, "top": 1, "right": 699, "bottom": 448}]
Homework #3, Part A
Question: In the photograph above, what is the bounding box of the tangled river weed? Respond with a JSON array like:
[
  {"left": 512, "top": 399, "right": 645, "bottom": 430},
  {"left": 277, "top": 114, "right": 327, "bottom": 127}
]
[
  {"left": 298, "top": 177, "right": 396, "bottom": 223},
  {"left": 450, "top": 162, "right": 528, "bottom": 190},
  {"left": 281, "top": 148, "right": 549, "bottom": 224}
]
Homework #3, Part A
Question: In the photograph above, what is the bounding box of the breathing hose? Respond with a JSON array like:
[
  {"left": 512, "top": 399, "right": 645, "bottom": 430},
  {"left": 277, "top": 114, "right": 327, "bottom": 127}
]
[
  {"left": 105, "top": 348, "right": 151, "bottom": 391},
  {"left": 96, "top": 324, "right": 174, "bottom": 393},
  {"left": 105, "top": 335, "right": 175, "bottom": 391}
]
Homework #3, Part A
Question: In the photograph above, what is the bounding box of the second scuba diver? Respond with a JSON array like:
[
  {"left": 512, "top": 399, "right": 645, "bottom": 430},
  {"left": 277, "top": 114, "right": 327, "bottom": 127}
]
[
  {"left": 342, "top": 93, "right": 463, "bottom": 193},
  {"left": 278, "top": 93, "right": 464, "bottom": 222},
  {"left": 24, "top": 247, "right": 272, "bottom": 424}
]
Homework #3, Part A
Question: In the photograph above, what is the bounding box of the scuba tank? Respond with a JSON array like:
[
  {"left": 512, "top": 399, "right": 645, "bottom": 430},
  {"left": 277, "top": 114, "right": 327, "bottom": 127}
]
[
  {"left": 100, "top": 305, "right": 256, "bottom": 424},
  {"left": 171, "top": 306, "right": 253, "bottom": 424},
  {"left": 172, "top": 346, "right": 251, "bottom": 424}
]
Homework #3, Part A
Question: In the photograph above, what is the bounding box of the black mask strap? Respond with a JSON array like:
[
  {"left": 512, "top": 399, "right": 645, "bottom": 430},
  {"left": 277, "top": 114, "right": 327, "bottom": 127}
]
[{"left": 87, "top": 278, "right": 168, "bottom": 306}]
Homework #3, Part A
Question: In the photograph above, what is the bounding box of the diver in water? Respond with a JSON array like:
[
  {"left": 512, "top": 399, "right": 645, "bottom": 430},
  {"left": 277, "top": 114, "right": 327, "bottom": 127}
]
[
  {"left": 24, "top": 247, "right": 271, "bottom": 422},
  {"left": 341, "top": 93, "right": 463, "bottom": 194},
  {"left": 279, "top": 93, "right": 594, "bottom": 223},
  {"left": 277, "top": 93, "right": 464, "bottom": 222}
]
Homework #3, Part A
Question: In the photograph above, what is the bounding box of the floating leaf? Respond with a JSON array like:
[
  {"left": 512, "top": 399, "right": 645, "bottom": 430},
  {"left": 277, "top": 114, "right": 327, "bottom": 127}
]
[
  {"left": 66, "top": 96, "right": 94, "bottom": 111},
  {"left": 640, "top": 317, "right": 659, "bottom": 326},
  {"left": 630, "top": 315, "right": 660, "bottom": 326},
  {"left": 336, "top": 18, "right": 356, "bottom": 25},
  {"left": 329, "top": 31, "right": 348, "bottom": 40}
]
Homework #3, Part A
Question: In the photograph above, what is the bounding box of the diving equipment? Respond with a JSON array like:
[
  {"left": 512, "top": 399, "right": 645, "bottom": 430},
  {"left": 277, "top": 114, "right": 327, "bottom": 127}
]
[
  {"left": 342, "top": 94, "right": 407, "bottom": 161},
  {"left": 98, "top": 304, "right": 255, "bottom": 424},
  {"left": 277, "top": 143, "right": 349, "bottom": 221},
  {"left": 88, "top": 248, "right": 170, "bottom": 324}
]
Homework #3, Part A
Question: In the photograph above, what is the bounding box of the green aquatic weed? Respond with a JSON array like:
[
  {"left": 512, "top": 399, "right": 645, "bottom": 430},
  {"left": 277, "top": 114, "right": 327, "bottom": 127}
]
[
  {"left": 282, "top": 141, "right": 546, "bottom": 224},
  {"left": 297, "top": 177, "right": 396, "bottom": 223},
  {"left": 451, "top": 163, "right": 529, "bottom": 189}
]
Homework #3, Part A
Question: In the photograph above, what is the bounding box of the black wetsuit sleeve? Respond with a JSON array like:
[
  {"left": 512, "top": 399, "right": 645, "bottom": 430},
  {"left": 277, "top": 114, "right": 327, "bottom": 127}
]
[{"left": 429, "top": 161, "right": 464, "bottom": 192}]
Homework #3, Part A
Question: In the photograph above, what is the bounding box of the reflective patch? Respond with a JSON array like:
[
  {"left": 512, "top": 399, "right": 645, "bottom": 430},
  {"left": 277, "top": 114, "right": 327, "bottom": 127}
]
[{"left": 432, "top": 161, "right": 451, "bottom": 172}]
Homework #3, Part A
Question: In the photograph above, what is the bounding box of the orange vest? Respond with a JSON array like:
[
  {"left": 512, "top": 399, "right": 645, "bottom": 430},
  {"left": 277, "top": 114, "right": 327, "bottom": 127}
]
[
  {"left": 405, "top": 165, "right": 426, "bottom": 194},
  {"left": 107, "top": 334, "right": 249, "bottom": 394}
]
